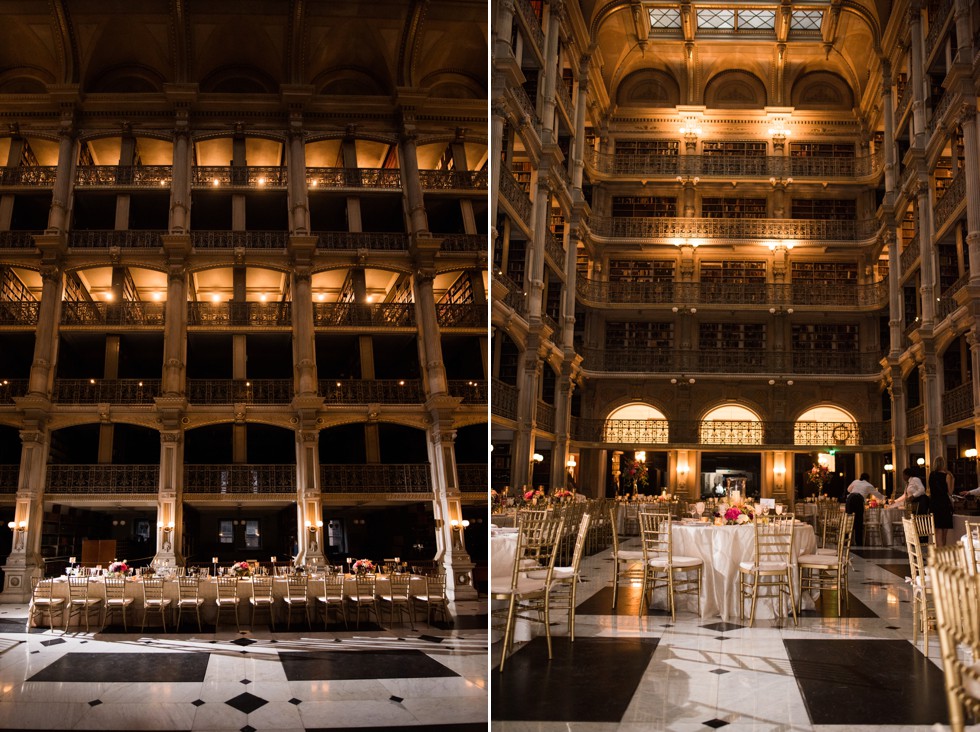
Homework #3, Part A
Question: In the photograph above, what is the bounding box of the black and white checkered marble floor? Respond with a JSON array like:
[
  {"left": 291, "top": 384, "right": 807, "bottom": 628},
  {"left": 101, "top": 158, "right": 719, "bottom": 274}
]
[
  {"left": 491, "top": 542, "right": 980, "bottom": 731},
  {"left": 0, "top": 601, "right": 487, "bottom": 730}
]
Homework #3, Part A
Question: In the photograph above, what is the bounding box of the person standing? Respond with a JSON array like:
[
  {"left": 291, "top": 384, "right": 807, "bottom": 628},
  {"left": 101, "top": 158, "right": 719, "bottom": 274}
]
[
  {"left": 845, "top": 473, "right": 885, "bottom": 545},
  {"left": 928, "top": 457, "right": 955, "bottom": 546},
  {"left": 893, "top": 467, "right": 928, "bottom": 514}
]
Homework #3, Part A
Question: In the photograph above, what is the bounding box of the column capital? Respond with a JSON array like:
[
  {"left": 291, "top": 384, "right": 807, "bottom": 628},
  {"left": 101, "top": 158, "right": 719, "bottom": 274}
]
[{"left": 956, "top": 104, "right": 977, "bottom": 125}]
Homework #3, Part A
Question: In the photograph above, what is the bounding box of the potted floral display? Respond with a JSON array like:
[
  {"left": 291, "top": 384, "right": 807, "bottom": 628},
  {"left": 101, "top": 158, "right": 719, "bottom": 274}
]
[
  {"left": 352, "top": 558, "right": 375, "bottom": 575},
  {"left": 232, "top": 561, "right": 251, "bottom": 577},
  {"left": 108, "top": 560, "right": 129, "bottom": 576}
]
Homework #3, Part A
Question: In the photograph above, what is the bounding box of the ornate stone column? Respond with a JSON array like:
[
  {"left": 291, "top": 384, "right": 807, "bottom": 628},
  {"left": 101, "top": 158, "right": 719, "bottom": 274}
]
[
  {"left": 881, "top": 61, "right": 897, "bottom": 196},
  {"left": 886, "top": 230, "right": 904, "bottom": 354},
  {"left": 0, "top": 427, "right": 50, "bottom": 601},
  {"left": 571, "top": 56, "right": 590, "bottom": 191},
  {"left": 527, "top": 174, "right": 551, "bottom": 320},
  {"left": 287, "top": 124, "right": 310, "bottom": 234},
  {"left": 294, "top": 428, "right": 324, "bottom": 566},
  {"left": 289, "top": 256, "right": 318, "bottom": 397},
  {"left": 958, "top": 107, "right": 980, "bottom": 280},
  {"left": 539, "top": 2, "right": 561, "bottom": 142},
  {"left": 909, "top": 1, "right": 927, "bottom": 144},
  {"left": 160, "top": 260, "right": 188, "bottom": 396},
  {"left": 169, "top": 119, "right": 191, "bottom": 233},
  {"left": 888, "top": 372, "right": 908, "bottom": 488},
  {"left": 917, "top": 181, "right": 937, "bottom": 325},
  {"left": 47, "top": 119, "right": 75, "bottom": 233},
  {"left": 153, "top": 429, "right": 184, "bottom": 567},
  {"left": 969, "top": 329, "right": 980, "bottom": 486},
  {"left": 26, "top": 263, "right": 64, "bottom": 398},
  {"left": 398, "top": 123, "right": 431, "bottom": 236}
]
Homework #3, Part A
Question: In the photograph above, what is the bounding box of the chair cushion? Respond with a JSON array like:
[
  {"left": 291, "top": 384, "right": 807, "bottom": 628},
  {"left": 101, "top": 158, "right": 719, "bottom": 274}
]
[
  {"left": 739, "top": 561, "right": 789, "bottom": 572},
  {"left": 616, "top": 550, "right": 644, "bottom": 561},
  {"left": 647, "top": 556, "right": 702, "bottom": 569},
  {"left": 798, "top": 554, "right": 838, "bottom": 567},
  {"left": 552, "top": 566, "right": 576, "bottom": 579},
  {"left": 490, "top": 574, "right": 549, "bottom": 596},
  {"left": 815, "top": 548, "right": 837, "bottom": 555}
]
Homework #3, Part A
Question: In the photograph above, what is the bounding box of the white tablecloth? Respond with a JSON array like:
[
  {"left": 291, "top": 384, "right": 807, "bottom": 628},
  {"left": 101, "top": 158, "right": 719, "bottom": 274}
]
[
  {"left": 490, "top": 530, "right": 534, "bottom": 641},
  {"left": 879, "top": 507, "right": 904, "bottom": 546},
  {"left": 665, "top": 521, "right": 817, "bottom": 622}
]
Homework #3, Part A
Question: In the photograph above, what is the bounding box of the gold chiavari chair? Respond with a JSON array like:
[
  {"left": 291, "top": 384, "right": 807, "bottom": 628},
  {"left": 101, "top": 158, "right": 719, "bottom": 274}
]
[
  {"left": 738, "top": 514, "right": 798, "bottom": 627},
  {"left": 249, "top": 575, "right": 276, "bottom": 630},
  {"left": 175, "top": 576, "right": 204, "bottom": 632},
  {"left": 962, "top": 520, "right": 980, "bottom": 575},
  {"left": 903, "top": 515, "right": 935, "bottom": 657},
  {"left": 140, "top": 578, "right": 172, "bottom": 632},
  {"left": 549, "top": 512, "right": 591, "bottom": 640},
  {"left": 349, "top": 574, "right": 381, "bottom": 629},
  {"left": 101, "top": 577, "right": 133, "bottom": 631},
  {"left": 29, "top": 576, "right": 65, "bottom": 632},
  {"left": 314, "top": 572, "right": 348, "bottom": 629},
  {"left": 638, "top": 511, "right": 702, "bottom": 621},
  {"left": 610, "top": 503, "right": 645, "bottom": 609},
  {"left": 215, "top": 577, "right": 241, "bottom": 631},
  {"left": 283, "top": 575, "right": 311, "bottom": 630},
  {"left": 378, "top": 573, "right": 415, "bottom": 630},
  {"left": 799, "top": 513, "right": 855, "bottom": 615},
  {"left": 65, "top": 576, "right": 101, "bottom": 632}
]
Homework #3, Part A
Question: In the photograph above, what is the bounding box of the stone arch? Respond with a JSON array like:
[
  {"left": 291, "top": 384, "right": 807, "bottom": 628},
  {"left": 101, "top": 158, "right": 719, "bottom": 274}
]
[
  {"left": 616, "top": 68, "right": 681, "bottom": 107},
  {"left": 604, "top": 401, "right": 669, "bottom": 443},
  {"left": 791, "top": 71, "right": 854, "bottom": 110},
  {"left": 704, "top": 69, "right": 767, "bottom": 109},
  {"left": 419, "top": 70, "right": 486, "bottom": 99},
  {"left": 0, "top": 68, "right": 52, "bottom": 94},
  {"left": 199, "top": 64, "right": 279, "bottom": 94},
  {"left": 87, "top": 63, "right": 167, "bottom": 94},
  {"left": 699, "top": 403, "right": 763, "bottom": 445},
  {"left": 312, "top": 66, "right": 390, "bottom": 96},
  {"left": 794, "top": 404, "right": 857, "bottom": 446}
]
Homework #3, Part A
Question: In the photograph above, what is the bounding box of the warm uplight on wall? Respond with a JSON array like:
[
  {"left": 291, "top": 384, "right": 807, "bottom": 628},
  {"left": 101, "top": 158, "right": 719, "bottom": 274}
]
[
  {"left": 152, "top": 292, "right": 162, "bottom": 301},
  {"left": 635, "top": 451, "right": 646, "bottom": 463},
  {"left": 773, "top": 466, "right": 786, "bottom": 476},
  {"left": 676, "top": 464, "right": 689, "bottom": 475},
  {"left": 104, "top": 292, "right": 114, "bottom": 301},
  {"left": 6, "top": 520, "right": 25, "bottom": 532},
  {"left": 211, "top": 294, "right": 221, "bottom": 303},
  {"left": 317, "top": 293, "right": 326, "bottom": 301}
]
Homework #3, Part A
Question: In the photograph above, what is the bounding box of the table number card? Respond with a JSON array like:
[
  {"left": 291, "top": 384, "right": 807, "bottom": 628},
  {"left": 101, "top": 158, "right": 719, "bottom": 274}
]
[{"left": 760, "top": 498, "right": 776, "bottom": 510}]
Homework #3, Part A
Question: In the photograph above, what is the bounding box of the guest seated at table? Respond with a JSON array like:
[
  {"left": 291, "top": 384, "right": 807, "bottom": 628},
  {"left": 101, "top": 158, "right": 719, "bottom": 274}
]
[
  {"left": 892, "top": 467, "right": 929, "bottom": 514},
  {"left": 845, "top": 473, "right": 885, "bottom": 545}
]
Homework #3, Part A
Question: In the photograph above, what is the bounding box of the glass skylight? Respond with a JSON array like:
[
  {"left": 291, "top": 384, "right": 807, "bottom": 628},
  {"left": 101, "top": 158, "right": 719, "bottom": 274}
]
[
  {"left": 698, "top": 8, "right": 735, "bottom": 29},
  {"left": 739, "top": 9, "right": 776, "bottom": 30},
  {"left": 791, "top": 9, "right": 824, "bottom": 31},
  {"left": 649, "top": 8, "right": 682, "bottom": 28}
]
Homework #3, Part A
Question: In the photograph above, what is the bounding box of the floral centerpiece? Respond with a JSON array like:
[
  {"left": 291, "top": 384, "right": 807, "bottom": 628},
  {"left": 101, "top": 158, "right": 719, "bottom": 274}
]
[
  {"left": 620, "top": 458, "right": 648, "bottom": 496},
  {"left": 867, "top": 496, "right": 881, "bottom": 508},
  {"left": 232, "top": 561, "right": 251, "bottom": 577},
  {"left": 491, "top": 488, "right": 501, "bottom": 513},
  {"left": 523, "top": 486, "right": 546, "bottom": 506},
  {"left": 714, "top": 493, "right": 755, "bottom": 524},
  {"left": 552, "top": 489, "right": 573, "bottom": 502},
  {"left": 805, "top": 464, "right": 830, "bottom": 495},
  {"left": 352, "top": 558, "right": 375, "bottom": 575},
  {"left": 108, "top": 560, "right": 128, "bottom": 576}
]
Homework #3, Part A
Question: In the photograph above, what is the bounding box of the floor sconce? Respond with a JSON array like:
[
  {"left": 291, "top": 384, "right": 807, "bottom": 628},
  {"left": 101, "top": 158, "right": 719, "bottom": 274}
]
[{"left": 450, "top": 519, "right": 470, "bottom": 549}]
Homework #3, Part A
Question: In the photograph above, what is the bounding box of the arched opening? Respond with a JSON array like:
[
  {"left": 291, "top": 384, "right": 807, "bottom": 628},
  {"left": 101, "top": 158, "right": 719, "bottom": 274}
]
[
  {"left": 795, "top": 405, "right": 857, "bottom": 446},
  {"left": 604, "top": 402, "right": 668, "bottom": 443},
  {"left": 700, "top": 404, "right": 762, "bottom": 445}
]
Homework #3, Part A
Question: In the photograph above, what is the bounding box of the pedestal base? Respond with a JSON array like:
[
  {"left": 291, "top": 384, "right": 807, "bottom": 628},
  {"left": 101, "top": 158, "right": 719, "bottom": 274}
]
[{"left": 0, "top": 560, "right": 38, "bottom": 603}]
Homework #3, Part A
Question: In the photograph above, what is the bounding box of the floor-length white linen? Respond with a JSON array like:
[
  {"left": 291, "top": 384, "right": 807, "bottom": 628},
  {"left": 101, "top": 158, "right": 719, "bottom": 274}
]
[{"left": 490, "top": 529, "right": 536, "bottom": 642}]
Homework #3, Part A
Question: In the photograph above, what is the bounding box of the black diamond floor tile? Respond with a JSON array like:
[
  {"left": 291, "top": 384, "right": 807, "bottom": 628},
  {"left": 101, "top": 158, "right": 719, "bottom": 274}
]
[
  {"left": 239, "top": 678, "right": 251, "bottom": 685},
  {"left": 40, "top": 638, "right": 66, "bottom": 647},
  {"left": 88, "top": 700, "right": 102, "bottom": 707},
  {"left": 389, "top": 695, "right": 404, "bottom": 703},
  {"left": 709, "top": 668, "right": 729, "bottom": 675},
  {"left": 714, "top": 636, "right": 730, "bottom": 641},
  {"left": 191, "top": 699, "right": 205, "bottom": 707},
  {"left": 230, "top": 638, "right": 257, "bottom": 647},
  {"left": 878, "top": 563, "right": 911, "bottom": 579},
  {"left": 280, "top": 649, "right": 459, "bottom": 681},
  {"left": 241, "top": 726, "right": 256, "bottom": 732},
  {"left": 785, "top": 639, "right": 948, "bottom": 725},
  {"left": 28, "top": 652, "right": 210, "bottom": 683},
  {"left": 288, "top": 697, "right": 302, "bottom": 705},
  {"left": 492, "top": 637, "right": 658, "bottom": 722},
  {"left": 704, "top": 719, "right": 729, "bottom": 728},
  {"left": 701, "top": 621, "right": 745, "bottom": 633},
  {"left": 886, "top": 625, "right": 901, "bottom": 630},
  {"left": 306, "top": 726, "right": 487, "bottom": 732},
  {"left": 224, "top": 692, "right": 268, "bottom": 715},
  {"left": 851, "top": 548, "right": 908, "bottom": 559},
  {"left": 418, "top": 635, "right": 444, "bottom": 643}
]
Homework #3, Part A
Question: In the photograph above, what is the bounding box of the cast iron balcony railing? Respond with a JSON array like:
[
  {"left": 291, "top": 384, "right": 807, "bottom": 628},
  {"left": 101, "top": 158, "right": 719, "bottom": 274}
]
[
  {"left": 315, "top": 231, "right": 410, "bottom": 250},
  {"left": 75, "top": 165, "right": 173, "bottom": 188},
  {"left": 187, "top": 302, "right": 291, "bottom": 327},
  {"left": 901, "top": 162, "right": 918, "bottom": 193},
  {"left": 925, "top": 0, "right": 953, "bottom": 60},
  {"left": 499, "top": 166, "right": 533, "bottom": 225},
  {"left": 934, "top": 168, "right": 966, "bottom": 230},
  {"left": 544, "top": 231, "right": 566, "bottom": 268},
  {"left": 588, "top": 150, "right": 882, "bottom": 179},
  {"left": 0, "top": 166, "right": 58, "bottom": 186},
  {"left": 541, "top": 313, "right": 563, "bottom": 347},
  {"left": 440, "top": 234, "right": 487, "bottom": 252},
  {"left": 47, "top": 464, "right": 160, "bottom": 494},
  {"left": 0, "top": 301, "right": 39, "bottom": 325},
  {"left": 511, "top": 85, "right": 539, "bottom": 126},
  {"left": 0, "top": 231, "right": 40, "bottom": 248},
  {"left": 491, "top": 378, "right": 518, "bottom": 420},
  {"left": 448, "top": 379, "right": 487, "bottom": 404},
  {"left": 580, "top": 347, "right": 883, "bottom": 375},
  {"left": 313, "top": 302, "right": 415, "bottom": 328},
  {"left": 184, "top": 464, "right": 297, "bottom": 494},
  {"left": 942, "top": 382, "right": 973, "bottom": 424},
  {"left": 191, "top": 231, "right": 289, "bottom": 249},
  {"left": 0, "top": 379, "right": 28, "bottom": 404},
  {"left": 589, "top": 216, "right": 871, "bottom": 242},
  {"left": 906, "top": 404, "right": 925, "bottom": 435},
  {"left": 495, "top": 273, "right": 528, "bottom": 318},
  {"left": 61, "top": 301, "right": 166, "bottom": 326},
  {"left": 69, "top": 230, "right": 166, "bottom": 248},
  {"left": 0, "top": 465, "right": 18, "bottom": 493},
  {"left": 896, "top": 84, "right": 912, "bottom": 120},
  {"left": 187, "top": 379, "right": 293, "bottom": 404},
  {"left": 436, "top": 302, "right": 486, "bottom": 327},
  {"left": 419, "top": 170, "right": 488, "bottom": 190},
  {"left": 901, "top": 237, "right": 921, "bottom": 274},
  {"left": 319, "top": 464, "right": 432, "bottom": 493},
  {"left": 192, "top": 166, "right": 287, "bottom": 188},
  {"left": 457, "top": 463, "right": 488, "bottom": 492},
  {"left": 576, "top": 418, "right": 892, "bottom": 447},
  {"left": 931, "top": 90, "right": 955, "bottom": 130},
  {"left": 53, "top": 379, "right": 159, "bottom": 405},
  {"left": 555, "top": 80, "right": 574, "bottom": 119},
  {"left": 536, "top": 400, "right": 556, "bottom": 432},
  {"left": 513, "top": 0, "right": 545, "bottom": 53},
  {"left": 306, "top": 168, "right": 402, "bottom": 189},
  {"left": 938, "top": 273, "right": 968, "bottom": 321},
  {"left": 319, "top": 379, "right": 423, "bottom": 404}
]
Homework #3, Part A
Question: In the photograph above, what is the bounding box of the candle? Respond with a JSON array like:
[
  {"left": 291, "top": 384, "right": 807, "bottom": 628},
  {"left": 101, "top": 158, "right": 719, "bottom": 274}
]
[
  {"left": 271, "top": 556, "right": 277, "bottom": 563},
  {"left": 212, "top": 556, "right": 218, "bottom": 564}
]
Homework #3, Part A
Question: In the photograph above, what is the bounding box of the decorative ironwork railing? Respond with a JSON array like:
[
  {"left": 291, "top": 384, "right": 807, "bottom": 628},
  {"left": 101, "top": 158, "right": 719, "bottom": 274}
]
[
  {"left": 491, "top": 378, "right": 518, "bottom": 420},
  {"left": 314, "top": 302, "right": 415, "bottom": 328},
  {"left": 319, "top": 464, "right": 432, "bottom": 493},
  {"left": 906, "top": 404, "right": 925, "bottom": 434},
  {"left": 69, "top": 230, "right": 166, "bottom": 248},
  {"left": 555, "top": 80, "right": 574, "bottom": 119},
  {"left": 457, "top": 464, "right": 488, "bottom": 492},
  {"left": 187, "top": 302, "right": 291, "bottom": 327},
  {"left": 938, "top": 273, "right": 968, "bottom": 321},
  {"left": 576, "top": 418, "right": 892, "bottom": 447},
  {"left": 184, "top": 464, "right": 296, "bottom": 494},
  {"left": 0, "top": 231, "right": 40, "bottom": 248},
  {"left": 53, "top": 379, "right": 160, "bottom": 405},
  {"left": 925, "top": 0, "right": 953, "bottom": 59},
  {"left": 499, "top": 166, "right": 533, "bottom": 225},
  {"left": 419, "top": 170, "right": 488, "bottom": 190},
  {"left": 61, "top": 301, "right": 166, "bottom": 326},
  {"left": 0, "top": 379, "right": 28, "bottom": 404},
  {"left": 588, "top": 150, "right": 882, "bottom": 179},
  {"left": 552, "top": 160, "right": 571, "bottom": 192},
  {"left": 440, "top": 234, "right": 487, "bottom": 252},
  {"left": 575, "top": 278, "right": 887, "bottom": 308},
  {"left": 448, "top": 379, "right": 487, "bottom": 403},
  {"left": 901, "top": 237, "right": 921, "bottom": 274},
  {"left": 47, "top": 464, "right": 160, "bottom": 493},
  {"left": 513, "top": 0, "right": 545, "bottom": 52},
  {"left": 0, "top": 465, "right": 18, "bottom": 493},
  {"left": 495, "top": 272, "right": 528, "bottom": 317},
  {"left": 536, "top": 400, "right": 556, "bottom": 432},
  {"left": 319, "top": 379, "right": 423, "bottom": 404},
  {"left": 580, "top": 347, "right": 883, "bottom": 375},
  {"left": 191, "top": 231, "right": 289, "bottom": 249},
  {"left": 942, "top": 382, "right": 973, "bottom": 424},
  {"left": 306, "top": 168, "right": 402, "bottom": 189},
  {"left": 901, "top": 162, "right": 918, "bottom": 193},
  {"left": 934, "top": 167, "right": 966, "bottom": 229},
  {"left": 0, "top": 301, "right": 39, "bottom": 325},
  {"left": 511, "top": 85, "right": 539, "bottom": 126},
  {"left": 0, "top": 166, "right": 58, "bottom": 186},
  {"left": 75, "top": 165, "right": 173, "bottom": 187},
  {"left": 589, "top": 216, "right": 868, "bottom": 241},
  {"left": 187, "top": 379, "right": 293, "bottom": 404},
  {"left": 896, "top": 84, "right": 912, "bottom": 119},
  {"left": 192, "top": 166, "right": 287, "bottom": 188},
  {"left": 544, "top": 231, "right": 566, "bottom": 268},
  {"left": 541, "top": 313, "right": 563, "bottom": 347},
  {"left": 931, "top": 90, "right": 955, "bottom": 130},
  {"left": 436, "top": 302, "right": 485, "bottom": 327},
  {"left": 315, "top": 231, "right": 410, "bottom": 250}
]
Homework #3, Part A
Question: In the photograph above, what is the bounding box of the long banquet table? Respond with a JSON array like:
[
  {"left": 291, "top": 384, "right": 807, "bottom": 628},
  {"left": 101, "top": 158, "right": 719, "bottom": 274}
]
[{"left": 32, "top": 573, "right": 428, "bottom": 628}]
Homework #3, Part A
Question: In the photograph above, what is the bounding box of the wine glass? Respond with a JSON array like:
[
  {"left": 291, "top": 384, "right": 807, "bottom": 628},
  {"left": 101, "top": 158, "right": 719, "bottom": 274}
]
[
  {"left": 775, "top": 504, "right": 783, "bottom": 515},
  {"left": 695, "top": 501, "right": 705, "bottom": 520}
]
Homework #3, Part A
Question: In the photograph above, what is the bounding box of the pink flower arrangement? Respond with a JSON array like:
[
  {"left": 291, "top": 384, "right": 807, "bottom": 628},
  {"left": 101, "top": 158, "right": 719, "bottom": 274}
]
[
  {"left": 108, "top": 560, "right": 128, "bottom": 575},
  {"left": 233, "top": 561, "right": 251, "bottom": 577},
  {"left": 724, "top": 507, "right": 742, "bottom": 522},
  {"left": 352, "top": 558, "right": 375, "bottom": 575},
  {"left": 553, "top": 489, "right": 573, "bottom": 501}
]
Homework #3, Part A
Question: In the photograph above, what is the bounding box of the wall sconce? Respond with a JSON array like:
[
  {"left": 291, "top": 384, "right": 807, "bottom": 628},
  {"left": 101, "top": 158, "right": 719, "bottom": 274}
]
[
  {"left": 566, "top": 457, "right": 577, "bottom": 468},
  {"left": 916, "top": 457, "right": 926, "bottom": 466},
  {"left": 670, "top": 376, "right": 696, "bottom": 385},
  {"left": 532, "top": 453, "right": 544, "bottom": 463},
  {"left": 768, "top": 176, "right": 794, "bottom": 187},
  {"left": 157, "top": 521, "right": 174, "bottom": 533},
  {"left": 450, "top": 519, "right": 471, "bottom": 530},
  {"left": 679, "top": 120, "right": 702, "bottom": 150},
  {"left": 112, "top": 519, "right": 127, "bottom": 526},
  {"left": 884, "top": 463, "right": 894, "bottom": 471},
  {"left": 449, "top": 518, "right": 470, "bottom": 549},
  {"left": 966, "top": 449, "right": 978, "bottom": 458},
  {"left": 672, "top": 238, "right": 700, "bottom": 249},
  {"left": 305, "top": 519, "right": 324, "bottom": 534},
  {"left": 773, "top": 466, "right": 786, "bottom": 476},
  {"left": 676, "top": 464, "right": 689, "bottom": 476},
  {"left": 7, "top": 520, "right": 25, "bottom": 532},
  {"left": 766, "top": 241, "right": 794, "bottom": 251},
  {"left": 768, "top": 306, "right": 794, "bottom": 316},
  {"left": 675, "top": 175, "right": 700, "bottom": 186},
  {"left": 671, "top": 306, "right": 697, "bottom": 314},
  {"left": 767, "top": 378, "right": 795, "bottom": 386}
]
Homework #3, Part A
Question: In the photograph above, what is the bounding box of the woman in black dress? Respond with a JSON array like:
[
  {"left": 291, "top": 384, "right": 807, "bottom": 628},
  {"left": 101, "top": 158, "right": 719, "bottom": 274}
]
[{"left": 929, "top": 456, "right": 955, "bottom": 546}]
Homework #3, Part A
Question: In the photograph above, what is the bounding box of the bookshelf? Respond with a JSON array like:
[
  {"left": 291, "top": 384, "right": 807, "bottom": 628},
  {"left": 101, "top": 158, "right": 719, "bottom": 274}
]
[
  {"left": 41, "top": 504, "right": 81, "bottom": 560},
  {"left": 790, "top": 198, "right": 857, "bottom": 220},
  {"left": 0, "top": 267, "right": 35, "bottom": 302},
  {"left": 789, "top": 142, "right": 855, "bottom": 159},
  {"left": 791, "top": 261, "right": 858, "bottom": 285},
  {"left": 550, "top": 207, "right": 565, "bottom": 239},
  {"left": 701, "top": 198, "right": 767, "bottom": 219},
  {"left": 903, "top": 285, "right": 919, "bottom": 326},
  {"left": 439, "top": 272, "right": 474, "bottom": 305},
  {"left": 605, "top": 321, "right": 673, "bottom": 349},
  {"left": 576, "top": 246, "right": 590, "bottom": 277},
  {"left": 608, "top": 259, "right": 675, "bottom": 283},
  {"left": 702, "top": 141, "right": 766, "bottom": 157},
  {"left": 938, "top": 242, "right": 960, "bottom": 291},
  {"left": 934, "top": 156, "right": 953, "bottom": 197},
  {"left": 511, "top": 161, "right": 532, "bottom": 194},
  {"left": 491, "top": 442, "right": 511, "bottom": 491},
  {"left": 792, "top": 323, "right": 859, "bottom": 350},
  {"left": 901, "top": 207, "right": 916, "bottom": 244},
  {"left": 506, "top": 237, "right": 527, "bottom": 286},
  {"left": 614, "top": 139, "right": 679, "bottom": 157},
  {"left": 545, "top": 278, "right": 562, "bottom": 320},
  {"left": 698, "top": 322, "right": 766, "bottom": 350},
  {"left": 700, "top": 261, "right": 766, "bottom": 284},
  {"left": 611, "top": 196, "right": 677, "bottom": 218}
]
